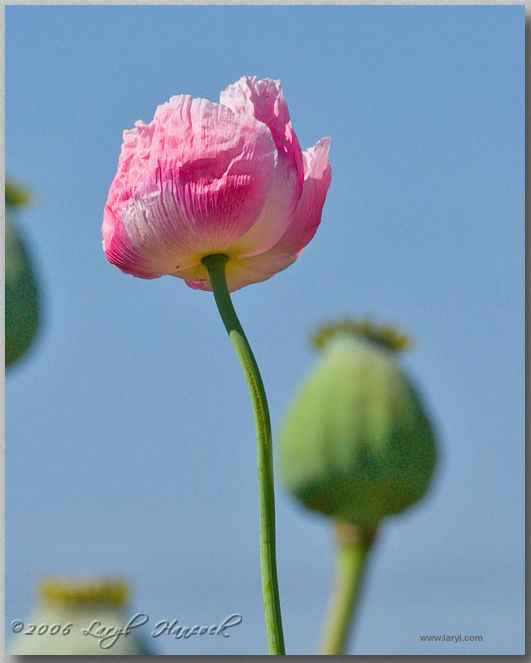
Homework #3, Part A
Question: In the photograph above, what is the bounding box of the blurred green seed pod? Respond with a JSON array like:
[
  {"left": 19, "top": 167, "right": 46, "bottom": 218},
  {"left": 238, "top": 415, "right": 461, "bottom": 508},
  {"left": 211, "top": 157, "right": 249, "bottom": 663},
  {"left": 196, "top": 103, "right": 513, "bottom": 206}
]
[
  {"left": 279, "top": 319, "right": 437, "bottom": 527},
  {"left": 5, "top": 180, "right": 40, "bottom": 367},
  {"left": 8, "top": 577, "right": 154, "bottom": 655}
]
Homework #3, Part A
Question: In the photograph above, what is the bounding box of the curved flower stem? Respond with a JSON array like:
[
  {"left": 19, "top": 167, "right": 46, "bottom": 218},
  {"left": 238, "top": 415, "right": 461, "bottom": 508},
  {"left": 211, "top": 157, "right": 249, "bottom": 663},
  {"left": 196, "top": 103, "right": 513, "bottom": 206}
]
[
  {"left": 202, "top": 254, "right": 285, "bottom": 656},
  {"left": 319, "top": 523, "right": 377, "bottom": 655}
]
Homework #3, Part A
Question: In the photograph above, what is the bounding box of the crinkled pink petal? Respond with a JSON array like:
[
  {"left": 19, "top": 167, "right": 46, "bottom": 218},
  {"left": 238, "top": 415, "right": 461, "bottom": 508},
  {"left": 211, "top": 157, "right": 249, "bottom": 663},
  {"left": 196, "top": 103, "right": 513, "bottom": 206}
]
[
  {"left": 258, "top": 137, "right": 332, "bottom": 257},
  {"left": 220, "top": 77, "right": 304, "bottom": 181},
  {"left": 102, "top": 205, "right": 160, "bottom": 278},
  {"left": 185, "top": 137, "right": 331, "bottom": 292},
  {"left": 225, "top": 155, "right": 300, "bottom": 258},
  {"left": 219, "top": 77, "right": 305, "bottom": 257},
  {"left": 103, "top": 95, "right": 277, "bottom": 277}
]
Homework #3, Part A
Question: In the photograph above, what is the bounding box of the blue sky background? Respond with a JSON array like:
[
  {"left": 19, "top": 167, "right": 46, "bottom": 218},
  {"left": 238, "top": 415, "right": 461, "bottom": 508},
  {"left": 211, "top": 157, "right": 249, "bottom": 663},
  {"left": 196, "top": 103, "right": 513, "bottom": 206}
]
[{"left": 6, "top": 5, "right": 524, "bottom": 655}]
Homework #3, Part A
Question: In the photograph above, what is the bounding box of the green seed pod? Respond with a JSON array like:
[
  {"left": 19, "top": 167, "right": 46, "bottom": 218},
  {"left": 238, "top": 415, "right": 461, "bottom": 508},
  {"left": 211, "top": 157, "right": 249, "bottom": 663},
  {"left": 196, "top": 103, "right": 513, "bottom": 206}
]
[
  {"left": 5, "top": 182, "right": 40, "bottom": 367},
  {"left": 8, "top": 578, "right": 153, "bottom": 655},
  {"left": 279, "top": 320, "right": 437, "bottom": 527}
]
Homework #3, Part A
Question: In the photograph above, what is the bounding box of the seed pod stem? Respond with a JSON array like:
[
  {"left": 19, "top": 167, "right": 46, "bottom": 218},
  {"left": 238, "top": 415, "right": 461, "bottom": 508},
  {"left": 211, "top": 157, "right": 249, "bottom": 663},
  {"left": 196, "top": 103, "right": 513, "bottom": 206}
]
[{"left": 319, "top": 522, "right": 378, "bottom": 655}]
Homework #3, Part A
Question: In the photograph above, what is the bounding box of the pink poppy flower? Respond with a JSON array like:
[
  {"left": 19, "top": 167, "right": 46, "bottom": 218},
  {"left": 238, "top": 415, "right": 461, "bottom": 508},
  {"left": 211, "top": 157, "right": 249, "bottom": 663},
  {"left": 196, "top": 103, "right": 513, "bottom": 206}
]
[{"left": 103, "top": 76, "right": 331, "bottom": 292}]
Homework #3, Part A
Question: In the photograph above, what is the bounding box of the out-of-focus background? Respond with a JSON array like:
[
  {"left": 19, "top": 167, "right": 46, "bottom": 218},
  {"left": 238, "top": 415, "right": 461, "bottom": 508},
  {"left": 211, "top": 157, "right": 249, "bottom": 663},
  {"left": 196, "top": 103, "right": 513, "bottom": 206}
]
[{"left": 6, "top": 5, "right": 524, "bottom": 655}]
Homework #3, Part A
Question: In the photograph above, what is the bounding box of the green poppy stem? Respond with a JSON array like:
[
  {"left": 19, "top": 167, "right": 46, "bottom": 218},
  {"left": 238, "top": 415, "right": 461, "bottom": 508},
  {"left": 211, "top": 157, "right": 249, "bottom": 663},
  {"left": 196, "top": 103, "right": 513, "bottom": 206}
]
[
  {"left": 319, "top": 523, "right": 377, "bottom": 655},
  {"left": 202, "top": 254, "right": 285, "bottom": 656}
]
